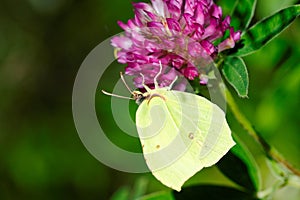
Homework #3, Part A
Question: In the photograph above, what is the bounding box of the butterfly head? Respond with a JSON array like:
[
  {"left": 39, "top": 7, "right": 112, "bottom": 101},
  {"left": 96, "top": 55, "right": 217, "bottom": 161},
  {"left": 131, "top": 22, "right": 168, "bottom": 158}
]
[{"left": 132, "top": 91, "right": 149, "bottom": 105}]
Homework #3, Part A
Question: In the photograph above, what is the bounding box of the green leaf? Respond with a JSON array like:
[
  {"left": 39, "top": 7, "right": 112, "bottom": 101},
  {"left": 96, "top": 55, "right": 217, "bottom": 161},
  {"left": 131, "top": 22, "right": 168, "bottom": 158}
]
[
  {"left": 173, "top": 185, "right": 259, "bottom": 200},
  {"left": 222, "top": 57, "right": 249, "bottom": 98},
  {"left": 215, "top": 0, "right": 237, "bottom": 16},
  {"left": 217, "top": 134, "right": 261, "bottom": 192},
  {"left": 217, "top": 152, "right": 255, "bottom": 192},
  {"left": 233, "top": 4, "right": 300, "bottom": 56},
  {"left": 230, "top": 0, "right": 257, "bottom": 31},
  {"left": 231, "top": 134, "right": 261, "bottom": 191},
  {"left": 110, "top": 186, "right": 130, "bottom": 200},
  {"left": 131, "top": 177, "right": 148, "bottom": 199},
  {"left": 110, "top": 177, "right": 148, "bottom": 200},
  {"left": 138, "top": 191, "right": 175, "bottom": 200}
]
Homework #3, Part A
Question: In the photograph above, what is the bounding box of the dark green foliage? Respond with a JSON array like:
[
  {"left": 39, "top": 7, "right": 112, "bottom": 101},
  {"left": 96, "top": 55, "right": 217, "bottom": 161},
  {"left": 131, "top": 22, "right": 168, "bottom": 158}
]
[
  {"left": 232, "top": 5, "right": 300, "bottom": 56},
  {"left": 173, "top": 185, "right": 259, "bottom": 200}
]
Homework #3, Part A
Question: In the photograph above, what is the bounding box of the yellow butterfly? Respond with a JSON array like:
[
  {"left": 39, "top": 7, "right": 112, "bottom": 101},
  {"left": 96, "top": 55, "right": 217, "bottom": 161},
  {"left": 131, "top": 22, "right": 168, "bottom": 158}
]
[{"left": 102, "top": 62, "right": 235, "bottom": 191}]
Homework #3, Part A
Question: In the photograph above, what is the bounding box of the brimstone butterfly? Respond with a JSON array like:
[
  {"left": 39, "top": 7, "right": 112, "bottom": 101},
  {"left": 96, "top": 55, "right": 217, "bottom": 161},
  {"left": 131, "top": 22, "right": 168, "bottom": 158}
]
[{"left": 102, "top": 62, "right": 235, "bottom": 191}]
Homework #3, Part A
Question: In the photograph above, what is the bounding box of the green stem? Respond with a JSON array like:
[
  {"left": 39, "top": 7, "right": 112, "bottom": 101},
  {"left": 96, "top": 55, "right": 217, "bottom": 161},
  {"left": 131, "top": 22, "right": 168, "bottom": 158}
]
[{"left": 225, "top": 87, "right": 300, "bottom": 177}]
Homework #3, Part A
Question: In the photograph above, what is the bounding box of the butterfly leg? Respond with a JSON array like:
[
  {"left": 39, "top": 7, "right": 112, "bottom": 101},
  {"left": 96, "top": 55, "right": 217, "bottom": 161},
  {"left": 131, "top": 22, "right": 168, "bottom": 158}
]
[
  {"left": 153, "top": 61, "right": 163, "bottom": 89},
  {"left": 140, "top": 73, "right": 151, "bottom": 92},
  {"left": 119, "top": 72, "right": 134, "bottom": 93},
  {"left": 168, "top": 76, "right": 178, "bottom": 90}
]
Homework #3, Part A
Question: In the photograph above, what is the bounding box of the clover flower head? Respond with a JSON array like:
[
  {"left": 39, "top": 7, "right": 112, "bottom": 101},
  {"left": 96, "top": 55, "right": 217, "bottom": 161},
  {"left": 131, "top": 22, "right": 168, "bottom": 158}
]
[{"left": 111, "top": 0, "right": 241, "bottom": 89}]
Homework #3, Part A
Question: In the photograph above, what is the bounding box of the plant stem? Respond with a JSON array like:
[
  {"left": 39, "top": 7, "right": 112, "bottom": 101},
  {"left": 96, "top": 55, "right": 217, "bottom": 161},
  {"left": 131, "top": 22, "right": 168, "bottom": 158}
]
[{"left": 225, "top": 87, "right": 300, "bottom": 177}]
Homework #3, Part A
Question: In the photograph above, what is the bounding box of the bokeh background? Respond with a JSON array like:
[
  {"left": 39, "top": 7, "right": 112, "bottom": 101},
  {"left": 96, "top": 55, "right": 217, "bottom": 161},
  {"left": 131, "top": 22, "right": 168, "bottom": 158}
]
[{"left": 0, "top": 0, "right": 299, "bottom": 199}]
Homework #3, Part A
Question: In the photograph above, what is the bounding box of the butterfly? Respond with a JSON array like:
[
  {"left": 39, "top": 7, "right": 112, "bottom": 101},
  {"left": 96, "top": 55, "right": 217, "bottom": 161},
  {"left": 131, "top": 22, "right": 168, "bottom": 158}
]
[{"left": 102, "top": 62, "right": 235, "bottom": 191}]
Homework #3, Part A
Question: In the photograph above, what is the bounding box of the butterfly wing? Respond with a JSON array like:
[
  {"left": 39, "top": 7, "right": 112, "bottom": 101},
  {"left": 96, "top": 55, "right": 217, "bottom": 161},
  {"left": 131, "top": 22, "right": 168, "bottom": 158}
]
[{"left": 136, "top": 90, "right": 235, "bottom": 191}]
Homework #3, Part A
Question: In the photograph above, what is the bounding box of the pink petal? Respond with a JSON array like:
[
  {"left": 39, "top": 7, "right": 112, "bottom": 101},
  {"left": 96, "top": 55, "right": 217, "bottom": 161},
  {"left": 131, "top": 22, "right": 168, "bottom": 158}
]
[
  {"left": 194, "top": 4, "right": 205, "bottom": 25},
  {"left": 210, "top": 4, "right": 222, "bottom": 19},
  {"left": 133, "top": 2, "right": 153, "bottom": 12},
  {"left": 218, "top": 28, "right": 240, "bottom": 52},
  {"left": 151, "top": 0, "right": 168, "bottom": 17},
  {"left": 200, "top": 40, "right": 215, "bottom": 55},
  {"left": 111, "top": 36, "right": 133, "bottom": 50},
  {"left": 166, "top": 18, "right": 181, "bottom": 31},
  {"left": 183, "top": 66, "right": 199, "bottom": 80},
  {"left": 188, "top": 41, "right": 203, "bottom": 57},
  {"left": 147, "top": 21, "right": 164, "bottom": 28},
  {"left": 200, "top": 74, "right": 209, "bottom": 84}
]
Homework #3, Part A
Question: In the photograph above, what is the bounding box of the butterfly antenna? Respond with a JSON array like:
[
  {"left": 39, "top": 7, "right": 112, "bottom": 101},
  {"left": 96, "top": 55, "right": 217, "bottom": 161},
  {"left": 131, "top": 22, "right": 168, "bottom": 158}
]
[
  {"left": 154, "top": 61, "right": 163, "bottom": 88},
  {"left": 120, "top": 72, "right": 133, "bottom": 93},
  {"left": 101, "top": 90, "right": 134, "bottom": 100},
  {"left": 140, "top": 73, "right": 151, "bottom": 92}
]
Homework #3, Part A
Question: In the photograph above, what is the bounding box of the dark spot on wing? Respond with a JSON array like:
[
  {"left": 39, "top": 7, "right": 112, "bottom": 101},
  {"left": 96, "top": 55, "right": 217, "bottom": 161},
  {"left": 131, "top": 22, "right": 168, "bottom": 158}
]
[{"left": 188, "top": 132, "right": 194, "bottom": 140}]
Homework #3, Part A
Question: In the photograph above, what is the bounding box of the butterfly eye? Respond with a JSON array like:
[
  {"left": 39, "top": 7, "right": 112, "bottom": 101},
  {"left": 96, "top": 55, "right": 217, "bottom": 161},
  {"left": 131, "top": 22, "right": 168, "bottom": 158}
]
[{"left": 135, "top": 94, "right": 146, "bottom": 104}]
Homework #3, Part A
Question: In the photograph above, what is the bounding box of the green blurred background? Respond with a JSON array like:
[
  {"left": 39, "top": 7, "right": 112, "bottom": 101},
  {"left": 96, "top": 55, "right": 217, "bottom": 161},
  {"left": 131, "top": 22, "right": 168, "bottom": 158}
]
[{"left": 0, "top": 0, "right": 299, "bottom": 199}]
